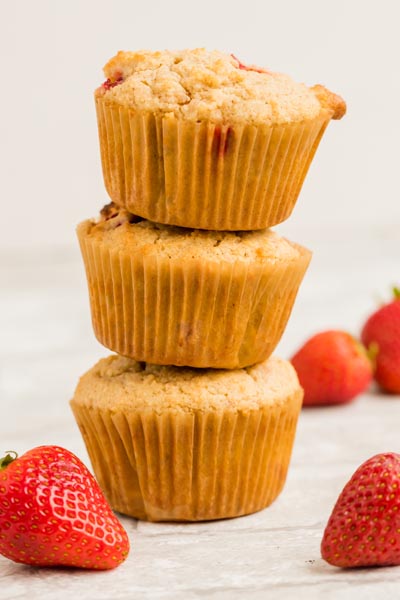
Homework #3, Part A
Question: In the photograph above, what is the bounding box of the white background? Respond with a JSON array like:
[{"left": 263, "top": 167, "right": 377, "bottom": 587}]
[{"left": 1, "top": 0, "right": 399, "bottom": 249}]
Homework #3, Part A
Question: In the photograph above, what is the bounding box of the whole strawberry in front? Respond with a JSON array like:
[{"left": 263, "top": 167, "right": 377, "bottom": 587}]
[
  {"left": 321, "top": 453, "right": 400, "bottom": 568},
  {"left": 291, "top": 330, "right": 372, "bottom": 406},
  {"left": 361, "top": 288, "right": 400, "bottom": 394},
  {"left": 0, "top": 446, "right": 129, "bottom": 569}
]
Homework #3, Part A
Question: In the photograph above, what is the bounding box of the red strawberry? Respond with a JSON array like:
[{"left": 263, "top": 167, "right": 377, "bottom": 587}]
[
  {"left": 101, "top": 77, "right": 123, "bottom": 92},
  {"left": 321, "top": 452, "right": 400, "bottom": 568},
  {"left": 231, "top": 53, "right": 271, "bottom": 74},
  {"left": 0, "top": 446, "right": 130, "bottom": 569},
  {"left": 291, "top": 330, "right": 372, "bottom": 406},
  {"left": 361, "top": 288, "right": 400, "bottom": 394},
  {"left": 212, "top": 125, "right": 232, "bottom": 157}
]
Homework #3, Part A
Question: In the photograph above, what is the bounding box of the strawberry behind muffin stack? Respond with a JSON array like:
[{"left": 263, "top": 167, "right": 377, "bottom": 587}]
[{"left": 71, "top": 49, "right": 346, "bottom": 521}]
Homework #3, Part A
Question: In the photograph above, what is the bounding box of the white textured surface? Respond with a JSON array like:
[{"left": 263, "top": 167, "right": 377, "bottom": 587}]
[{"left": 0, "top": 229, "right": 399, "bottom": 599}]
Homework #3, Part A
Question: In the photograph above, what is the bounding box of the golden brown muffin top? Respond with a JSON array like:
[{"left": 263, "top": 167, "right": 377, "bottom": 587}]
[
  {"left": 80, "top": 204, "right": 304, "bottom": 264},
  {"left": 72, "top": 355, "right": 301, "bottom": 414},
  {"left": 95, "top": 48, "right": 346, "bottom": 125}
]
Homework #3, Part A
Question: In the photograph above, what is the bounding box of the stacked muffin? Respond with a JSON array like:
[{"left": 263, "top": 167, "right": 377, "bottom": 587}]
[{"left": 71, "top": 49, "right": 345, "bottom": 521}]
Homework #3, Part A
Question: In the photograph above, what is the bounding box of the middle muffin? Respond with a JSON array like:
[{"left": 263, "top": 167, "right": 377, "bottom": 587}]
[{"left": 77, "top": 203, "right": 311, "bottom": 369}]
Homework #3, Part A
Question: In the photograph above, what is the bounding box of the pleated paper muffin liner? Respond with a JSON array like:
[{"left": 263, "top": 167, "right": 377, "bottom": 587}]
[
  {"left": 77, "top": 221, "right": 311, "bottom": 369},
  {"left": 71, "top": 387, "right": 303, "bottom": 522},
  {"left": 96, "top": 97, "right": 331, "bottom": 231}
]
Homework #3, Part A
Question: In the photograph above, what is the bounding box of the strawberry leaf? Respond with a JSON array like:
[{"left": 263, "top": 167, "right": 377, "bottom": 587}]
[{"left": 0, "top": 451, "right": 18, "bottom": 471}]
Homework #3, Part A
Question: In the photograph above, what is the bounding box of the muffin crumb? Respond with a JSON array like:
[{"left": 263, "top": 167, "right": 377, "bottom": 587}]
[
  {"left": 73, "top": 354, "right": 301, "bottom": 414},
  {"left": 84, "top": 208, "right": 302, "bottom": 263}
]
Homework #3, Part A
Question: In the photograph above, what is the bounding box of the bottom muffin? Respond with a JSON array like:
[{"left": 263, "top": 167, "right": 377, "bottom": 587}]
[{"left": 70, "top": 354, "right": 303, "bottom": 522}]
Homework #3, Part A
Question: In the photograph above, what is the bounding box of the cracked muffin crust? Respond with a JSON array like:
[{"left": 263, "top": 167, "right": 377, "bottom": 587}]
[
  {"left": 70, "top": 354, "right": 303, "bottom": 520},
  {"left": 96, "top": 48, "right": 345, "bottom": 125},
  {"left": 90, "top": 202, "right": 300, "bottom": 263}
]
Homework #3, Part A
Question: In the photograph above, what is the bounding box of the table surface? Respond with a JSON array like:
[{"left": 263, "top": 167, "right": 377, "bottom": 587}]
[{"left": 1, "top": 226, "right": 399, "bottom": 600}]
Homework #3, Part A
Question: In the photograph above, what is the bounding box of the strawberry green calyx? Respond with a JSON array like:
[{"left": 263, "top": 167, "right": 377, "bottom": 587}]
[
  {"left": 0, "top": 451, "right": 18, "bottom": 471},
  {"left": 367, "top": 341, "right": 379, "bottom": 369},
  {"left": 353, "top": 336, "right": 376, "bottom": 370},
  {"left": 393, "top": 287, "right": 400, "bottom": 300},
  {"left": 353, "top": 336, "right": 369, "bottom": 357}
]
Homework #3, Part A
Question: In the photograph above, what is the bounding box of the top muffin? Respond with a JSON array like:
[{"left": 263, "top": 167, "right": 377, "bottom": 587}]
[{"left": 96, "top": 48, "right": 345, "bottom": 125}]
